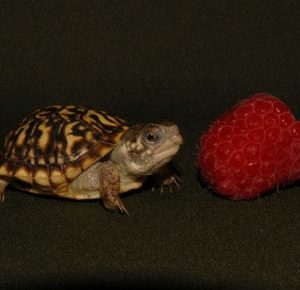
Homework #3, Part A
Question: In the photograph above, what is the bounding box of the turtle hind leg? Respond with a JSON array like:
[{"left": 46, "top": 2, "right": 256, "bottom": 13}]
[{"left": 0, "top": 178, "right": 9, "bottom": 203}]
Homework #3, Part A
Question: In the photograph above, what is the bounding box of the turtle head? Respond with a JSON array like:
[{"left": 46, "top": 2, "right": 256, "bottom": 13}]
[{"left": 110, "top": 121, "right": 183, "bottom": 177}]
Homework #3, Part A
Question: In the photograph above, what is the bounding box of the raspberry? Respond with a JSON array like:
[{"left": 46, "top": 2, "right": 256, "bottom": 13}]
[{"left": 197, "top": 93, "right": 300, "bottom": 199}]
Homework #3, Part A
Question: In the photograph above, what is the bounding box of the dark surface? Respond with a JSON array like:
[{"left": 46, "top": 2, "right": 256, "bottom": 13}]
[{"left": 0, "top": 1, "right": 300, "bottom": 289}]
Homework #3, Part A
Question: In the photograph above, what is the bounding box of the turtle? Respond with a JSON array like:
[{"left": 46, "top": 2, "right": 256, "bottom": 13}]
[{"left": 0, "top": 105, "right": 183, "bottom": 214}]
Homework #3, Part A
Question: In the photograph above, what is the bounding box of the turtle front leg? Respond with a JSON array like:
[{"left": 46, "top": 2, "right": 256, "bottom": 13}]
[
  {"left": 0, "top": 178, "right": 9, "bottom": 203},
  {"left": 100, "top": 163, "right": 129, "bottom": 215},
  {"left": 153, "top": 163, "right": 181, "bottom": 193}
]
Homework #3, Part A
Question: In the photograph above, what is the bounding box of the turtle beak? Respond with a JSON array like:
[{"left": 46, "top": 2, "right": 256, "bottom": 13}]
[{"left": 170, "top": 125, "right": 183, "bottom": 146}]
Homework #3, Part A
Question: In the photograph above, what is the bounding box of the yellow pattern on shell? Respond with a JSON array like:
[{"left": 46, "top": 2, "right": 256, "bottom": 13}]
[
  {"left": 37, "top": 122, "right": 52, "bottom": 151},
  {"left": 0, "top": 105, "right": 129, "bottom": 191},
  {"left": 34, "top": 168, "right": 51, "bottom": 187}
]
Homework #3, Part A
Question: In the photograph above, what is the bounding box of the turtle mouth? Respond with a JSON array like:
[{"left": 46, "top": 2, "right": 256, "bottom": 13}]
[
  {"left": 173, "top": 133, "right": 183, "bottom": 146},
  {"left": 156, "top": 143, "right": 181, "bottom": 158},
  {"left": 148, "top": 143, "right": 181, "bottom": 173},
  {"left": 132, "top": 143, "right": 181, "bottom": 176}
]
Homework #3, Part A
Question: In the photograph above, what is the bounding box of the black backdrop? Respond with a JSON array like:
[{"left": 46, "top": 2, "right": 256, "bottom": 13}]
[{"left": 0, "top": 1, "right": 299, "bottom": 289}]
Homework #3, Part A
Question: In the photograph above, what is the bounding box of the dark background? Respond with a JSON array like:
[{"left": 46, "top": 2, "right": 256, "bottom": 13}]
[{"left": 0, "top": 1, "right": 300, "bottom": 289}]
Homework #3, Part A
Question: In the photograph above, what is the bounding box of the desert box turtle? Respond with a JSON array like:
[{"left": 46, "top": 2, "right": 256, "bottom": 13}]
[{"left": 0, "top": 105, "right": 183, "bottom": 214}]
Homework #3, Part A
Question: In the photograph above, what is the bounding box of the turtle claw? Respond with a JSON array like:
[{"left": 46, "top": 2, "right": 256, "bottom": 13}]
[
  {"left": 0, "top": 193, "right": 5, "bottom": 203},
  {"left": 154, "top": 174, "right": 181, "bottom": 193},
  {"left": 103, "top": 195, "right": 129, "bottom": 216},
  {"left": 168, "top": 175, "right": 181, "bottom": 189},
  {"left": 0, "top": 181, "right": 7, "bottom": 203},
  {"left": 162, "top": 174, "right": 181, "bottom": 191},
  {"left": 117, "top": 199, "right": 129, "bottom": 216}
]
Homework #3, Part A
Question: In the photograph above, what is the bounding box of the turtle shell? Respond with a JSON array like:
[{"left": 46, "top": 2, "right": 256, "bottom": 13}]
[{"left": 0, "top": 105, "right": 129, "bottom": 192}]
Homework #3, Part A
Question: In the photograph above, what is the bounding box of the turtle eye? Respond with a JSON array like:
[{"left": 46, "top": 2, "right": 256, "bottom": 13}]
[
  {"left": 147, "top": 133, "right": 159, "bottom": 142},
  {"left": 143, "top": 127, "right": 163, "bottom": 145}
]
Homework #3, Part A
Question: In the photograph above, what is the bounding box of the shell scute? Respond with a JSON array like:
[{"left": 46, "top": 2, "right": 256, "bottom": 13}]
[{"left": 0, "top": 105, "right": 129, "bottom": 189}]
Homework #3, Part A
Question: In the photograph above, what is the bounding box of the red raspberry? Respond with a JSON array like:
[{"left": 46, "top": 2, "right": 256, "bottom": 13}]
[{"left": 197, "top": 93, "right": 300, "bottom": 199}]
